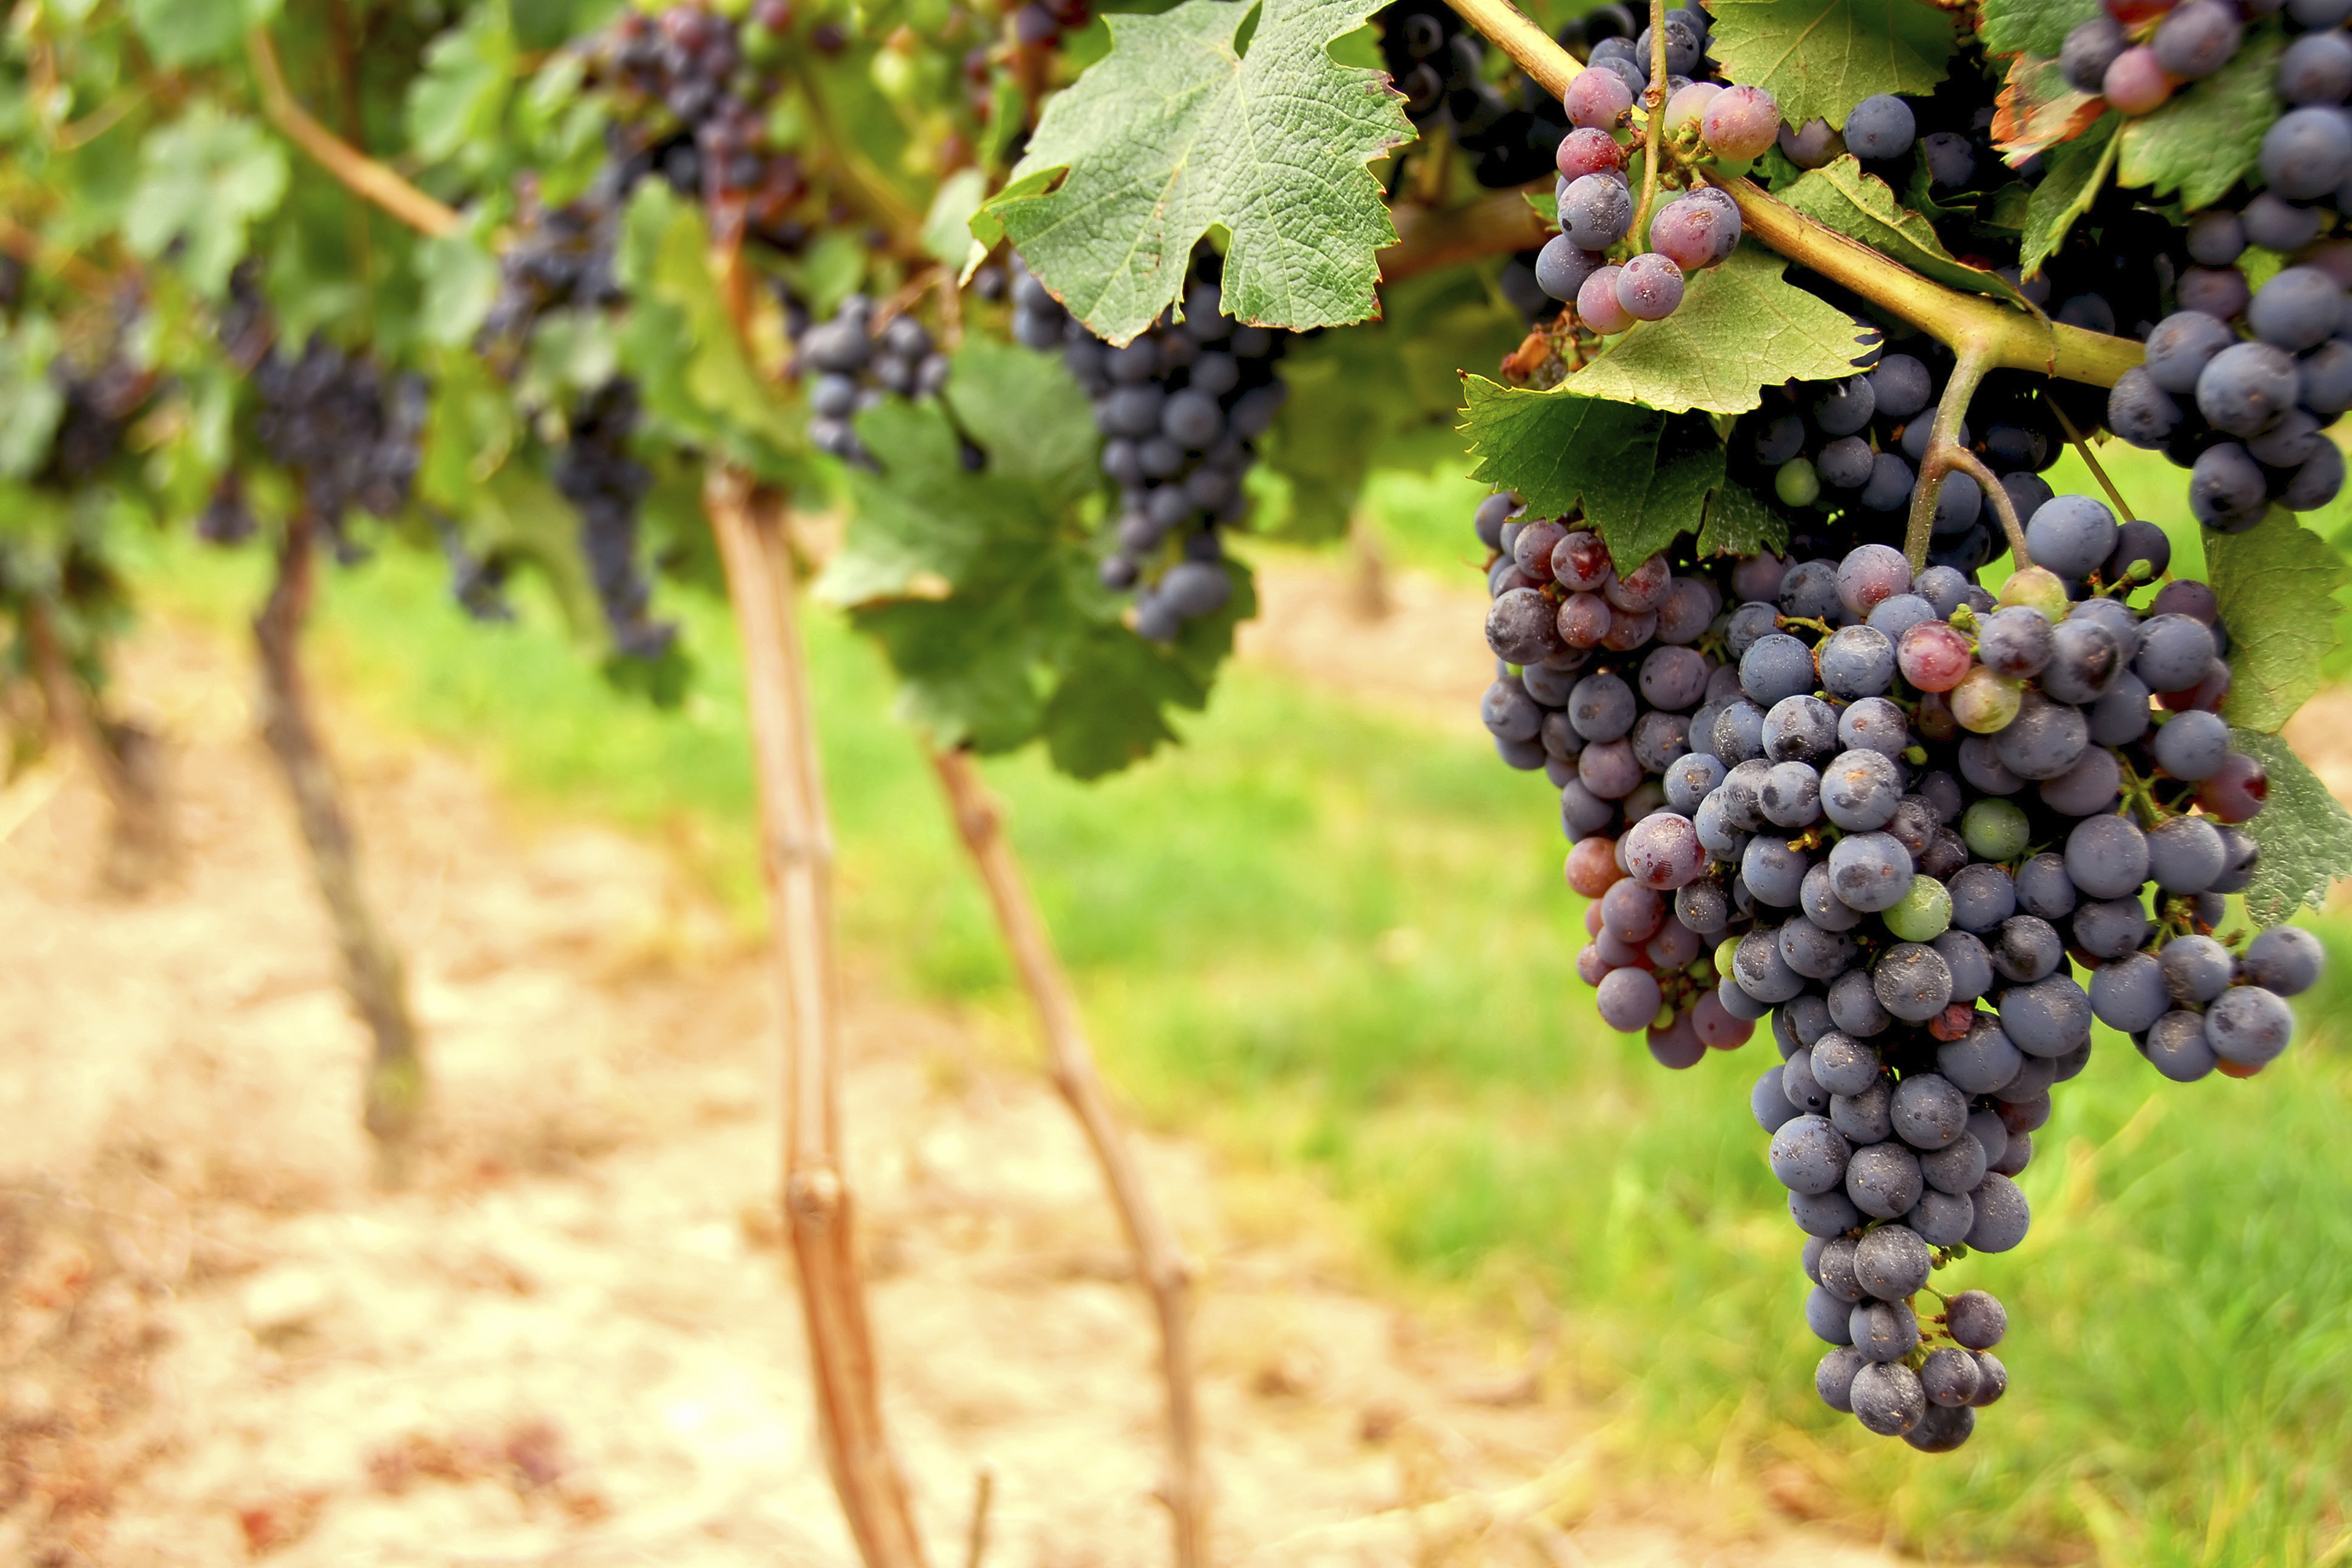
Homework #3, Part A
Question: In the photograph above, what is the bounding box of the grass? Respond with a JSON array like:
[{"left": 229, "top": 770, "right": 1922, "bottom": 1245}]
[{"left": 116, "top": 460, "right": 2352, "bottom": 1563}]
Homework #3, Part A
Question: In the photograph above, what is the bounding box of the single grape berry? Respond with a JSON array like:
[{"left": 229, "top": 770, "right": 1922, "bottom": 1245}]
[
  {"left": 1700, "top": 84, "right": 1781, "bottom": 160},
  {"left": 1617, "top": 253, "right": 1686, "bottom": 321},
  {"left": 1843, "top": 94, "right": 1916, "bottom": 159},
  {"left": 1649, "top": 190, "right": 1743, "bottom": 271}
]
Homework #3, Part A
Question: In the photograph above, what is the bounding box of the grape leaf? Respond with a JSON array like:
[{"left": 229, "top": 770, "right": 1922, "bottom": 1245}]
[
  {"left": 1706, "top": 0, "right": 1958, "bottom": 132},
  {"left": 1564, "top": 243, "right": 1872, "bottom": 415},
  {"left": 1979, "top": 0, "right": 2102, "bottom": 60},
  {"left": 819, "top": 340, "right": 1238, "bottom": 775},
  {"left": 978, "top": 0, "right": 1414, "bottom": 346},
  {"left": 2234, "top": 728, "right": 2352, "bottom": 929},
  {"left": 0, "top": 314, "right": 65, "bottom": 481},
  {"left": 1460, "top": 377, "right": 1725, "bottom": 573},
  {"left": 2208, "top": 510, "right": 2350, "bottom": 735},
  {"left": 404, "top": 0, "right": 519, "bottom": 172},
  {"left": 1991, "top": 53, "right": 2106, "bottom": 164},
  {"left": 2020, "top": 111, "right": 2120, "bottom": 278},
  {"left": 1265, "top": 268, "right": 1525, "bottom": 542},
  {"left": 2115, "top": 29, "right": 2283, "bottom": 209},
  {"left": 122, "top": 107, "right": 289, "bottom": 298},
  {"left": 1697, "top": 477, "right": 1791, "bottom": 559},
  {"left": 126, "top": 0, "right": 280, "bottom": 67},
  {"left": 1780, "top": 156, "right": 2034, "bottom": 310}
]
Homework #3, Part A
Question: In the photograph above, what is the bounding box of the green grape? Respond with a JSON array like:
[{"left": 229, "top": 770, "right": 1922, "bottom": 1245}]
[
  {"left": 1963, "top": 797, "right": 2031, "bottom": 861},
  {"left": 1884, "top": 873, "right": 1953, "bottom": 942},
  {"left": 1777, "top": 456, "right": 1822, "bottom": 506}
]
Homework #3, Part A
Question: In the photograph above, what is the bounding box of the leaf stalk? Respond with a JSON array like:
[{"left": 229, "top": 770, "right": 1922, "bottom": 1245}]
[{"left": 1631, "top": 0, "right": 1669, "bottom": 247}]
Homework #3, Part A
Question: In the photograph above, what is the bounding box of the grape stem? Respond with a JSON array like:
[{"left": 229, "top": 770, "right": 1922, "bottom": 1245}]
[
  {"left": 2049, "top": 399, "right": 2140, "bottom": 522},
  {"left": 1437, "top": 0, "right": 2145, "bottom": 389},
  {"left": 1951, "top": 447, "right": 2030, "bottom": 566},
  {"left": 1631, "top": 0, "right": 1669, "bottom": 249},
  {"left": 247, "top": 28, "right": 461, "bottom": 239},
  {"left": 1901, "top": 337, "right": 2024, "bottom": 572}
]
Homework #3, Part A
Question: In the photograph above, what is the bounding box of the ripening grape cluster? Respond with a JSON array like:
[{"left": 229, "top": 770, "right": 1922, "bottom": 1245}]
[
  {"left": 1374, "top": 1, "right": 1573, "bottom": 190},
  {"left": 251, "top": 336, "right": 427, "bottom": 560},
  {"left": 554, "top": 379, "right": 674, "bottom": 660},
  {"left": 1531, "top": 5, "right": 1772, "bottom": 330},
  {"left": 1479, "top": 493, "right": 2322, "bottom": 1449},
  {"left": 2002, "top": 0, "right": 2352, "bottom": 525},
  {"left": 605, "top": 2, "right": 808, "bottom": 249},
  {"left": 1010, "top": 256, "right": 1288, "bottom": 643},
  {"left": 793, "top": 296, "right": 953, "bottom": 465}
]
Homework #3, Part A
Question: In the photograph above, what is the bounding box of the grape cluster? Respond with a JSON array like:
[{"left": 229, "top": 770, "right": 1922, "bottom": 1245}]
[
  {"left": 1482, "top": 492, "right": 2323, "bottom": 1448},
  {"left": 42, "top": 355, "right": 151, "bottom": 485},
  {"left": 252, "top": 336, "right": 426, "bottom": 557},
  {"left": 1014, "top": 256, "right": 1288, "bottom": 643},
  {"left": 1530, "top": 12, "right": 1775, "bottom": 330},
  {"left": 476, "top": 159, "right": 634, "bottom": 365},
  {"left": 432, "top": 512, "right": 517, "bottom": 623},
  {"left": 793, "top": 295, "right": 953, "bottom": 464},
  {"left": 1374, "top": 1, "right": 1571, "bottom": 189},
  {"left": 605, "top": 2, "right": 808, "bottom": 249},
  {"left": 553, "top": 378, "right": 674, "bottom": 660}
]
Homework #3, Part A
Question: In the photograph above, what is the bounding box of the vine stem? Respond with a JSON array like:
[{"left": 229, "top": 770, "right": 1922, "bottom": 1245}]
[
  {"left": 707, "top": 471, "right": 931, "bottom": 1568},
  {"left": 1438, "top": 0, "right": 2144, "bottom": 389},
  {"left": 253, "top": 510, "right": 428, "bottom": 1186},
  {"left": 1901, "top": 335, "right": 2019, "bottom": 572},
  {"left": 2050, "top": 399, "right": 2139, "bottom": 521},
  {"left": 1630, "top": 0, "right": 1668, "bottom": 247},
  {"left": 930, "top": 749, "right": 1208, "bottom": 1568},
  {"left": 1951, "top": 445, "right": 2031, "bottom": 567},
  {"left": 23, "top": 597, "right": 172, "bottom": 889},
  {"left": 247, "top": 28, "right": 461, "bottom": 239}
]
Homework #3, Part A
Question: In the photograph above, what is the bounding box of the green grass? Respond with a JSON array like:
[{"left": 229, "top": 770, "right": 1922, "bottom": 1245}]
[{"left": 118, "top": 494, "right": 2352, "bottom": 1564}]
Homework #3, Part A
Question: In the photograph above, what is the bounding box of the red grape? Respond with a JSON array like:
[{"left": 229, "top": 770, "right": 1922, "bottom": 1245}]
[
  {"left": 1606, "top": 554, "right": 1674, "bottom": 612},
  {"left": 1898, "top": 620, "right": 1974, "bottom": 691},
  {"left": 1558, "top": 591, "right": 1613, "bottom": 647},
  {"left": 1648, "top": 1009, "right": 1707, "bottom": 1067},
  {"left": 1556, "top": 127, "right": 1627, "bottom": 182},
  {"left": 2103, "top": 45, "right": 2175, "bottom": 114},
  {"left": 1552, "top": 528, "right": 1613, "bottom": 590},
  {"left": 1566, "top": 836, "right": 1624, "bottom": 895},
  {"left": 1602, "top": 609, "right": 1658, "bottom": 649},
  {"left": 1691, "top": 990, "right": 1753, "bottom": 1049},
  {"left": 1617, "top": 253, "right": 1686, "bottom": 321},
  {"left": 1563, "top": 71, "right": 1635, "bottom": 131},
  {"left": 2196, "top": 751, "right": 2269, "bottom": 822},
  {"left": 1579, "top": 266, "right": 1635, "bottom": 332},
  {"left": 1513, "top": 518, "right": 1569, "bottom": 581},
  {"left": 1700, "top": 84, "right": 1781, "bottom": 161}
]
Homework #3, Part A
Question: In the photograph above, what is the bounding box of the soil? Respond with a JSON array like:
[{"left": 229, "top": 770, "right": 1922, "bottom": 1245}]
[{"left": 0, "top": 614, "right": 1945, "bottom": 1568}]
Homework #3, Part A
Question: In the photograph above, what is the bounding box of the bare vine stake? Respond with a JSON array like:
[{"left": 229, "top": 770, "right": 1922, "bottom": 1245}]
[
  {"left": 22, "top": 597, "right": 172, "bottom": 889},
  {"left": 931, "top": 747, "right": 1209, "bottom": 1568},
  {"left": 252, "top": 509, "right": 426, "bottom": 1185},
  {"left": 706, "top": 470, "right": 930, "bottom": 1568}
]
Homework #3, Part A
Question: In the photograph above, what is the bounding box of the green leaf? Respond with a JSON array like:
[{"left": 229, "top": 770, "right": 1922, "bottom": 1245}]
[
  {"left": 1706, "top": 0, "right": 1958, "bottom": 132},
  {"left": 123, "top": 106, "right": 289, "bottom": 298},
  {"left": 1781, "top": 155, "right": 2034, "bottom": 310},
  {"left": 2116, "top": 28, "right": 2283, "bottom": 209},
  {"left": 2235, "top": 728, "right": 2352, "bottom": 928},
  {"left": 0, "top": 316, "right": 65, "bottom": 481},
  {"left": 1697, "top": 477, "right": 1791, "bottom": 559},
  {"left": 125, "top": 0, "right": 279, "bottom": 67},
  {"left": 405, "top": 0, "right": 519, "bottom": 171},
  {"left": 1262, "top": 267, "right": 1524, "bottom": 542},
  {"left": 922, "top": 167, "right": 989, "bottom": 271},
  {"left": 1980, "top": 0, "right": 2102, "bottom": 59},
  {"left": 1564, "top": 244, "right": 1872, "bottom": 415},
  {"left": 2209, "top": 510, "right": 2350, "bottom": 735},
  {"left": 413, "top": 227, "right": 503, "bottom": 350},
  {"left": 1461, "top": 377, "right": 1725, "bottom": 574},
  {"left": 613, "top": 184, "right": 802, "bottom": 476},
  {"left": 983, "top": 0, "right": 1414, "bottom": 345},
  {"left": 822, "top": 340, "right": 1238, "bottom": 773},
  {"left": 2020, "top": 112, "right": 2120, "bottom": 278}
]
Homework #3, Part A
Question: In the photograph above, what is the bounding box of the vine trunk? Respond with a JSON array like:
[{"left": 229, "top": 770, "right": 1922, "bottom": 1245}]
[
  {"left": 24, "top": 597, "right": 173, "bottom": 891},
  {"left": 252, "top": 508, "right": 426, "bottom": 1186},
  {"left": 705, "top": 470, "right": 930, "bottom": 1568},
  {"left": 931, "top": 747, "right": 1208, "bottom": 1568}
]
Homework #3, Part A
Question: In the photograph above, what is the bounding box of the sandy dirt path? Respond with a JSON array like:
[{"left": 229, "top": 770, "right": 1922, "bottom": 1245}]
[{"left": 0, "top": 616, "right": 1934, "bottom": 1568}]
